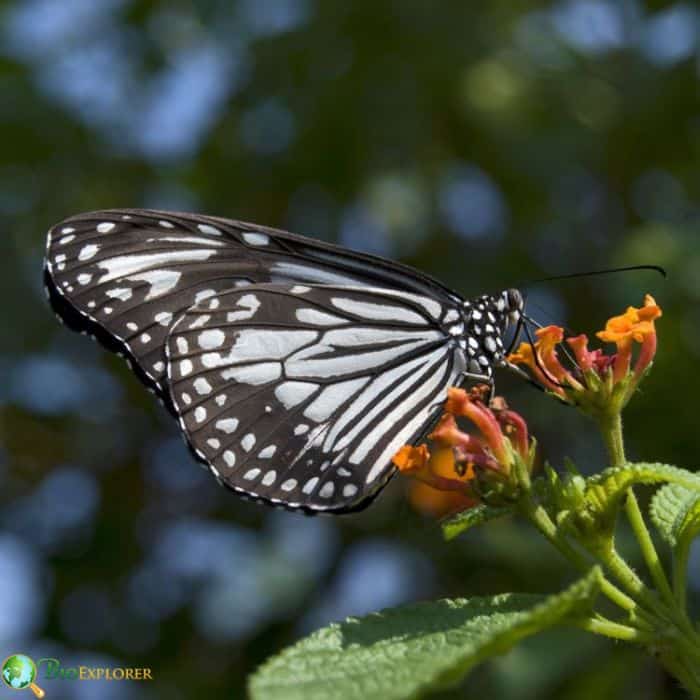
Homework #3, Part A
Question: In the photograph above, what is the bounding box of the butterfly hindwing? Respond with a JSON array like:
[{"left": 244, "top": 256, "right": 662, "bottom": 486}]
[
  {"left": 165, "top": 284, "right": 467, "bottom": 511},
  {"left": 44, "top": 209, "right": 458, "bottom": 400}
]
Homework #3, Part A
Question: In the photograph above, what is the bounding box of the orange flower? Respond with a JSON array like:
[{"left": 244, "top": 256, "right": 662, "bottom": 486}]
[
  {"left": 596, "top": 294, "right": 661, "bottom": 381},
  {"left": 393, "top": 387, "right": 534, "bottom": 515},
  {"left": 408, "top": 481, "right": 477, "bottom": 518},
  {"left": 393, "top": 444, "right": 430, "bottom": 473},
  {"left": 509, "top": 326, "right": 583, "bottom": 399},
  {"left": 508, "top": 294, "right": 662, "bottom": 415}
]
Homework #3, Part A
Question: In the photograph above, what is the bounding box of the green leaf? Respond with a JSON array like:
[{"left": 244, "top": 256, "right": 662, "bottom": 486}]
[
  {"left": 584, "top": 463, "right": 700, "bottom": 523},
  {"left": 248, "top": 567, "right": 603, "bottom": 700},
  {"left": 441, "top": 504, "right": 513, "bottom": 541},
  {"left": 650, "top": 484, "right": 700, "bottom": 550}
]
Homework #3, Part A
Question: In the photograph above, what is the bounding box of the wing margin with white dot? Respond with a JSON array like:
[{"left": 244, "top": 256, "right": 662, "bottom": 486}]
[{"left": 165, "top": 283, "right": 467, "bottom": 512}]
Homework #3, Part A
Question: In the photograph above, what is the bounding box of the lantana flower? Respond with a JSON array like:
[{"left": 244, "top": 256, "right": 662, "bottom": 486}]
[
  {"left": 393, "top": 387, "right": 535, "bottom": 515},
  {"left": 508, "top": 295, "right": 661, "bottom": 418}
]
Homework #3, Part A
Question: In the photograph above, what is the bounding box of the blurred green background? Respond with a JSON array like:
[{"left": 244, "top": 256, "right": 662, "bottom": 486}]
[{"left": 1, "top": 1, "right": 698, "bottom": 698}]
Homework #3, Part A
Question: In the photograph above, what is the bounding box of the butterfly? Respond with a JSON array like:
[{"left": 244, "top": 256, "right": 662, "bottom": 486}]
[{"left": 43, "top": 209, "right": 525, "bottom": 513}]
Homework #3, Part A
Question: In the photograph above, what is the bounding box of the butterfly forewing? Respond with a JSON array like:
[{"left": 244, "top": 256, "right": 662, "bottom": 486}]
[
  {"left": 45, "top": 209, "right": 458, "bottom": 400},
  {"left": 165, "top": 284, "right": 467, "bottom": 511}
]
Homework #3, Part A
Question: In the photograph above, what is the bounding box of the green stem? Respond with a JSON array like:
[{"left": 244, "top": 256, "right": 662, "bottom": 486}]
[
  {"left": 660, "top": 653, "right": 700, "bottom": 699},
  {"left": 625, "top": 487, "right": 676, "bottom": 606},
  {"left": 600, "top": 410, "right": 626, "bottom": 467},
  {"left": 596, "top": 407, "right": 700, "bottom": 694},
  {"left": 598, "top": 412, "right": 675, "bottom": 607},
  {"left": 520, "top": 499, "right": 641, "bottom": 617},
  {"left": 673, "top": 543, "right": 690, "bottom": 612}
]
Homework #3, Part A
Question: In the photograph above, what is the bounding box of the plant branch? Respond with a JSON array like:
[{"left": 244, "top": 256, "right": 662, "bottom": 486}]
[{"left": 519, "top": 498, "right": 642, "bottom": 617}]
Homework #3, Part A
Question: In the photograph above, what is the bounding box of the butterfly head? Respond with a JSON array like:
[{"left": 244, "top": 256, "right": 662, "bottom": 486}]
[{"left": 461, "top": 288, "right": 525, "bottom": 376}]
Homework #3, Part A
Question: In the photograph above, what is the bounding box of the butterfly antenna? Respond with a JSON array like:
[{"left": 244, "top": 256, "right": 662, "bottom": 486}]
[{"left": 529, "top": 264, "right": 666, "bottom": 284}]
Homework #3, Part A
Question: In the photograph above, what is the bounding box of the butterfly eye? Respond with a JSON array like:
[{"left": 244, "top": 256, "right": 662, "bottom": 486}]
[{"left": 506, "top": 289, "right": 524, "bottom": 315}]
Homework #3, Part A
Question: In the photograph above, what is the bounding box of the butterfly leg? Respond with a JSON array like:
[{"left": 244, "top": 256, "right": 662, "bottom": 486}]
[{"left": 457, "top": 370, "right": 495, "bottom": 392}]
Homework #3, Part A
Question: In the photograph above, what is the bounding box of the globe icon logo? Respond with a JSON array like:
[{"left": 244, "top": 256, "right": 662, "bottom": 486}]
[{"left": 1, "top": 655, "right": 45, "bottom": 698}]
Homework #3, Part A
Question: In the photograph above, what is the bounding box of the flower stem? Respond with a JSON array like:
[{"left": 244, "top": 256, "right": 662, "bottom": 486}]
[
  {"left": 598, "top": 411, "right": 675, "bottom": 608},
  {"left": 600, "top": 410, "right": 626, "bottom": 467}
]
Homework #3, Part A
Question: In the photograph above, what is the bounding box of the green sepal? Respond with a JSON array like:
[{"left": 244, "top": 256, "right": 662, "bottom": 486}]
[{"left": 249, "top": 568, "right": 603, "bottom": 700}]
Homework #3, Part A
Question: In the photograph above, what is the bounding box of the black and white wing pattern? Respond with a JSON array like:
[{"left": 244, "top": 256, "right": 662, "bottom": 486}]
[
  {"left": 44, "top": 209, "right": 458, "bottom": 400},
  {"left": 165, "top": 284, "right": 467, "bottom": 512}
]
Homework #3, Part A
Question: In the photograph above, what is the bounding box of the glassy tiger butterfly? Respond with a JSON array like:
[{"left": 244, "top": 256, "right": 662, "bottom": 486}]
[{"left": 44, "top": 209, "right": 524, "bottom": 512}]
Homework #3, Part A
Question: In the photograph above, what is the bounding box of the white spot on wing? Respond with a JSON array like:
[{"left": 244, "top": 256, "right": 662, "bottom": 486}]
[
  {"left": 97, "top": 222, "right": 115, "bottom": 233},
  {"left": 274, "top": 381, "right": 318, "bottom": 409},
  {"left": 198, "top": 329, "right": 225, "bottom": 350},
  {"left": 155, "top": 311, "right": 173, "bottom": 326},
  {"left": 331, "top": 297, "right": 426, "bottom": 324},
  {"left": 223, "top": 450, "right": 236, "bottom": 466},
  {"left": 180, "top": 359, "right": 193, "bottom": 376},
  {"left": 302, "top": 477, "right": 319, "bottom": 494},
  {"left": 106, "top": 288, "right": 132, "bottom": 301},
  {"left": 197, "top": 224, "right": 222, "bottom": 236},
  {"left": 296, "top": 308, "right": 349, "bottom": 326},
  {"left": 194, "top": 289, "right": 216, "bottom": 304},
  {"left": 79, "top": 244, "right": 99, "bottom": 261},
  {"left": 319, "top": 482, "right": 335, "bottom": 499},
  {"left": 241, "top": 433, "right": 256, "bottom": 452},
  {"left": 97, "top": 249, "right": 214, "bottom": 285},
  {"left": 127, "top": 269, "right": 182, "bottom": 300},
  {"left": 343, "top": 484, "right": 358, "bottom": 498},
  {"left": 188, "top": 314, "right": 210, "bottom": 329},
  {"left": 193, "top": 377, "right": 213, "bottom": 395},
  {"left": 258, "top": 445, "right": 277, "bottom": 459},
  {"left": 272, "top": 262, "right": 360, "bottom": 286},
  {"left": 219, "top": 363, "right": 281, "bottom": 385},
  {"left": 215, "top": 418, "right": 239, "bottom": 434},
  {"left": 242, "top": 232, "right": 270, "bottom": 246},
  {"left": 262, "top": 470, "right": 277, "bottom": 486},
  {"left": 226, "top": 294, "right": 260, "bottom": 322}
]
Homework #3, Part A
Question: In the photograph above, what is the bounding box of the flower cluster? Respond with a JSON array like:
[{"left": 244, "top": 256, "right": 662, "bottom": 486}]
[
  {"left": 393, "top": 387, "right": 534, "bottom": 516},
  {"left": 508, "top": 295, "right": 661, "bottom": 416}
]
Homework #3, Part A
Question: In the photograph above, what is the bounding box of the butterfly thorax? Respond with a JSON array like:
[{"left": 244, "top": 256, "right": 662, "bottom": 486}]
[{"left": 460, "top": 288, "right": 524, "bottom": 378}]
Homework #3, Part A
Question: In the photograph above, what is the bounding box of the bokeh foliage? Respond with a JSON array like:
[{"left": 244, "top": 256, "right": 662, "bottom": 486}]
[{"left": 1, "top": 1, "right": 698, "bottom": 698}]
